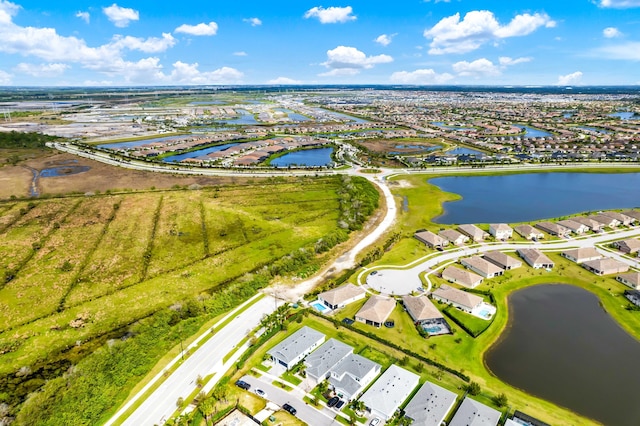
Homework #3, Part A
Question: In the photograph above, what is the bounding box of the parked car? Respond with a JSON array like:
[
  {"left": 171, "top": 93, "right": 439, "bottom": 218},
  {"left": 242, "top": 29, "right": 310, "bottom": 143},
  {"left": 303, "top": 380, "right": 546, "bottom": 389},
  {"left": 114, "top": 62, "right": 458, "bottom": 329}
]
[
  {"left": 235, "top": 380, "right": 250, "bottom": 390},
  {"left": 369, "top": 418, "right": 380, "bottom": 426},
  {"left": 327, "top": 396, "right": 339, "bottom": 407},
  {"left": 335, "top": 400, "right": 345, "bottom": 409},
  {"left": 255, "top": 389, "right": 266, "bottom": 397},
  {"left": 283, "top": 403, "right": 297, "bottom": 416}
]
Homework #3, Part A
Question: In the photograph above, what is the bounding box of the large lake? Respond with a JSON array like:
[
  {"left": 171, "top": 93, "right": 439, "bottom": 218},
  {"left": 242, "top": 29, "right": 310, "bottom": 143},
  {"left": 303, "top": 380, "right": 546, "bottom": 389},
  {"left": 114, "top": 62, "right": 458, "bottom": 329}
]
[
  {"left": 486, "top": 284, "right": 640, "bottom": 426},
  {"left": 270, "top": 147, "right": 333, "bottom": 167},
  {"left": 431, "top": 172, "right": 640, "bottom": 224}
]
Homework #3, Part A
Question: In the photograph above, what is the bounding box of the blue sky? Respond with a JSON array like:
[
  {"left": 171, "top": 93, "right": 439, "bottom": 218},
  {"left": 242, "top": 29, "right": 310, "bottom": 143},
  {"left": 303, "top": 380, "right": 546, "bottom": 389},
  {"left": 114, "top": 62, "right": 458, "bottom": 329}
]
[{"left": 0, "top": 0, "right": 639, "bottom": 86}]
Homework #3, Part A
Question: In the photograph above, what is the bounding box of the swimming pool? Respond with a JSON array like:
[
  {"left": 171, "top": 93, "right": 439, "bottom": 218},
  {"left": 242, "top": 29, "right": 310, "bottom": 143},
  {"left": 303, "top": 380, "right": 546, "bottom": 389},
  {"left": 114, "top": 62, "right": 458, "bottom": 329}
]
[{"left": 311, "top": 301, "right": 330, "bottom": 313}]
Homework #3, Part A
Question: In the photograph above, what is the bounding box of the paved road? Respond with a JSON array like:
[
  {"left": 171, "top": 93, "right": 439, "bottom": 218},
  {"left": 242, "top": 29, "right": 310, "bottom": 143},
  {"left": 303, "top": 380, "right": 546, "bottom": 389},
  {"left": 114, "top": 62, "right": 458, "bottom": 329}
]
[
  {"left": 119, "top": 296, "right": 279, "bottom": 426},
  {"left": 240, "top": 375, "right": 340, "bottom": 426}
]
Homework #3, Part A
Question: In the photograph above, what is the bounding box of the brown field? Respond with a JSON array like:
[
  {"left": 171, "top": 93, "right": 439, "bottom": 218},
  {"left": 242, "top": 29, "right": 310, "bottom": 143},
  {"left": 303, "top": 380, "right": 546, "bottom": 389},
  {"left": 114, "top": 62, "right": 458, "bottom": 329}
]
[{"left": 0, "top": 166, "right": 33, "bottom": 199}]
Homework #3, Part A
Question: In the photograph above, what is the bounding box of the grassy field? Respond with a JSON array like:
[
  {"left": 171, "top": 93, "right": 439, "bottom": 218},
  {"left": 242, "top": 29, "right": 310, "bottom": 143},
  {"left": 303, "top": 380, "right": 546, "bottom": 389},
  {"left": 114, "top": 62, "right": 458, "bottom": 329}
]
[{"left": 0, "top": 176, "right": 351, "bottom": 379}]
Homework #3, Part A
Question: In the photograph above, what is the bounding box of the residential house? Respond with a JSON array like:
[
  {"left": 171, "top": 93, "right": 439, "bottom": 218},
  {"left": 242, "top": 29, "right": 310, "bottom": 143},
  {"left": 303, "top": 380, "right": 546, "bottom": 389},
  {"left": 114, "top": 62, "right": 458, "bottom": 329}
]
[
  {"left": 458, "top": 224, "right": 489, "bottom": 242},
  {"left": 329, "top": 353, "right": 381, "bottom": 401},
  {"left": 449, "top": 397, "right": 501, "bottom": 426},
  {"left": 613, "top": 238, "right": 640, "bottom": 254},
  {"left": 517, "top": 248, "right": 555, "bottom": 269},
  {"left": 267, "top": 326, "right": 325, "bottom": 370},
  {"left": 439, "top": 229, "right": 469, "bottom": 246},
  {"left": 617, "top": 272, "right": 640, "bottom": 289},
  {"left": 556, "top": 219, "right": 589, "bottom": 235},
  {"left": 441, "top": 266, "right": 484, "bottom": 288},
  {"left": 431, "top": 285, "right": 483, "bottom": 313},
  {"left": 403, "top": 381, "right": 457, "bottom": 426},
  {"left": 535, "top": 222, "right": 570, "bottom": 238},
  {"left": 318, "top": 284, "right": 366, "bottom": 311},
  {"left": 514, "top": 224, "right": 544, "bottom": 240},
  {"left": 414, "top": 230, "right": 448, "bottom": 249},
  {"left": 602, "top": 211, "right": 632, "bottom": 227},
  {"left": 359, "top": 365, "right": 420, "bottom": 421},
  {"left": 510, "top": 411, "right": 550, "bottom": 426},
  {"left": 355, "top": 296, "right": 396, "bottom": 328},
  {"left": 589, "top": 214, "right": 620, "bottom": 229},
  {"left": 401, "top": 295, "right": 445, "bottom": 325},
  {"left": 489, "top": 223, "right": 513, "bottom": 240},
  {"left": 483, "top": 251, "right": 522, "bottom": 270},
  {"left": 461, "top": 256, "right": 504, "bottom": 278},
  {"left": 572, "top": 216, "right": 603, "bottom": 232},
  {"left": 621, "top": 210, "right": 640, "bottom": 223},
  {"left": 561, "top": 247, "right": 602, "bottom": 263},
  {"left": 582, "top": 258, "right": 629, "bottom": 276},
  {"left": 304, "top": 338, "right": 352, "bottom": 382}
]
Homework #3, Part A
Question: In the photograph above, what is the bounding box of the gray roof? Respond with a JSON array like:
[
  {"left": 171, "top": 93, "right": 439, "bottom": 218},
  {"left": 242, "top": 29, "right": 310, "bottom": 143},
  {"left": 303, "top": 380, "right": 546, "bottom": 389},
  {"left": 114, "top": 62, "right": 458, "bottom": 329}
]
[
  {"left": 356, "top": 296, "right": 396, "bottom": 324},
  {"left": 441, "top": 266, "right": 483, "bottom": 287},
  {"left": 304, "top": 338, "right": 352, "bottom": 380},
  {"left": 431, "top": 285, "right": 483, "bottom": 310},
  {"left": 318, "top": 283, "right": 365, "bottom": 306},
  {"left": 461, "top": 256, "right": 503, "bottom": 277},
  {"left": 561, "top": 247, "right": 601, "bottom": 262},
  {"left": 514, "top": 224, "right": 543, "bottom": 238},
  {"left": 458, "top": 224, "right": 489, "bottom": 241},
  {"left": 439, "top": 229, "right": 467, "bottom": 243},
  {"left": 618, "top": 272, "right": 640, "bottom": 287},
  {"left": 449, "top": 397, "right": 501, "bottom": 426},
  {"left": 359, "top": 364, "right": 420, "bottom": 420},
  {"left": 404, "top": 381, "right": 458, "bottom": 426},
  {"left": 402, "top": 295, "right": 444, "bottom": 322},
  {"left": 329, "top": 353, "right": 380, "bottom": 398},
  {"left": 483, "top": 251, "right": 522, "bottom": 269},
  {"left": 583, "top": 257, "right": 629, "bottom": 274},
  {"left": 415, "top": 230, "right": 446, "bottom": 247},
  {"left": 517, "top": 248, "right": 554, "bottom": 267},
  {"left": 267, "top": 326, "right": 325, "bottom": 365}
]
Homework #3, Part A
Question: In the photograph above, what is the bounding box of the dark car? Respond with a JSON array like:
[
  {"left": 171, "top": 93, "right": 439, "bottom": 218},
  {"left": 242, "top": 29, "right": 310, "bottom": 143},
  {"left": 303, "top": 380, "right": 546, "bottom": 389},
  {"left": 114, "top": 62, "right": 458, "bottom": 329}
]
[
  {"left": 327, "top": 396, "right": 339, "bottom": 407},
  {"left": 283, "top": 403, "right": 297, "bottom": 416},
  {"left": 335, "top": 400, "right": 345, "bottom": 409},
  {"left": 235, "top": 380, "right": 250, "bottom": 390}
]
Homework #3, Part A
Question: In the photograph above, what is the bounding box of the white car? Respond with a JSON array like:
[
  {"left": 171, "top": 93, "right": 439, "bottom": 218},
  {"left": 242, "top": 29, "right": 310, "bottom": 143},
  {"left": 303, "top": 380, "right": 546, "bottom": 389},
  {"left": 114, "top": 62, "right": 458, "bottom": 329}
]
[
  {"left": 369, "top": 418, "right": 380, "bottom": 426},
  {"left": 255, "top": 389, "right": 267, "bottom": 398}
]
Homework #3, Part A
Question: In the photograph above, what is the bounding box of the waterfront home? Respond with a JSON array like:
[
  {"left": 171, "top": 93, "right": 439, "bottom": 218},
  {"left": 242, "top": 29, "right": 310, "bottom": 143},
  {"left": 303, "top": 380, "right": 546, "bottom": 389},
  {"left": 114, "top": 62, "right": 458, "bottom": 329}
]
[
  {"left": 589, "top": 213, "right": 620, "bottom": 229},
  {"left": 557, "top": 219, "right": 589, "bottom": 235},
  {"left": 613, "top": 238, "right": 640, "bottom": 254},
  {"left": 401, "top": 295, "right": 445, "bottom": 325},
  {"left": 508, "top": 411, "right": 551, "bottom": 426},
  {"left": 414, "top": 230, "right": 448, "bottom": 249},
  {"left": 431, "top": 285, "right": 483, "bottom": 313},
  {"left": 460, "top": 256, "right": 504, "bottom": 278},
  {"left": 561, "top": 247, "right": 602, "bottom": 264},
  {"left": 617, "top": 272, "right": 640, "bottom": 289},
  {"left": 355, "top": 296, "right": 396, "bottom": 328},
  {"left": 403, "top": 381, "right": 457, "bottom": 426},
  {"left": 489, "top": 223, "right": 513, "bottom": 240},
  {"left": 441, "top": 266, "right": 484, "bottom": 288},
  {"left": 483, "top": 251, "right": 522, "bottom": 270},
  {"left": 517, "top": 248, "right": 555, "bottom": 269},
  {"left": 514, "top": 224, "right": 544, "bottom": 240},
  {"left": 439, "top": 229, "right": 469, "bottom": 246},
  {"left": 626, "top": 290, "right": 640, "bottom": 307},
  {"left": 582, "top": 258, "right": 629, "bottom": 276},
  {"left": 602, "top": 211, "right": 633, "bottom": 227},
  {"left": 318, "top": 284, "right": 366, "bottom": 311},
  {"left": 449, "top": 397, "right": 501, "bottom": 426},
  {"left": 329, "top": 353, "right": 381, "bottom": 401},
  {"left": 458, "top": 224, "right": 489, "bottom": 242},
  {"left": 535, "top": 221, "right": 570, "bottom": 238},
  {"left": 304, "top": 339, "right": 353, "bottom": 382},
  {"left": 621, "top": 210, "right": 640, "bottom": 223},
  {"left": 267, "top": 326, "right": 325, "bottom": 370},
  {"left": 359, "top": 365, "right": 420, "bottom": 421},
  {"left": 572, "top": 216, "right": 603, "bottom": 232}
]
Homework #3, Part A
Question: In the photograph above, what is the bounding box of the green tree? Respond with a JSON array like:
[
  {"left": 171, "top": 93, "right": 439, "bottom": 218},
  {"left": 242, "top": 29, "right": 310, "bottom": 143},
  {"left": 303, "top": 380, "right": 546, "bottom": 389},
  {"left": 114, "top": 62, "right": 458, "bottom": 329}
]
[
  {"left": 494, "top": 393, "right": 508, "bottom": 407},
  {"left": 466, "top": 381, "right": 481, "bottom": 396}
]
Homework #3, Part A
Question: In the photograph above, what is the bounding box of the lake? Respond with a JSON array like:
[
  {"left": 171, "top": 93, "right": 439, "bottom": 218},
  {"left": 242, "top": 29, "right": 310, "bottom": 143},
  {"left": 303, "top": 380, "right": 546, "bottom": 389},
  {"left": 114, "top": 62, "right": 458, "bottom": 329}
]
[
  {"left": 431, "top": 172, "right": 640, "bottom": 224},
  {"left": 162, "top": 143, "right": 238, "bottom": 163},
  {"left": 577, "top": 126, "right": 611, "bottom": 134},
  {"left": 486, "top": 284, "right": 640, "bottom": 426},
  {"left": 218, "top": 109, "right": 259, "bottom": 125},
  {"left": 517, "top": 126, "right": 552, "bottom": 138},
  {"left": 274, "top": 108, "right": 310, "bottom": 122},
  {"left": 610, "top": 112, "right": 638, "bottom": 120},
  {"left": 446, "top": 147, "right": 484, "bottom": 156},
  {"left": 431, "top": 122, "right": 475, "bottom": 131},
  {"left": 270, "top": 147, "right": 333, "bottom": 167}
]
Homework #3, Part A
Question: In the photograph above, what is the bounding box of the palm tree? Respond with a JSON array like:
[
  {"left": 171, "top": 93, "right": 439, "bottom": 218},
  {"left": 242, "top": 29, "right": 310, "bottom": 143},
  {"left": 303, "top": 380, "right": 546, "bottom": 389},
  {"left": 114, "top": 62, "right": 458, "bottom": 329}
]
[{"left": 198, "top": 398, "right": 215, "bottom": 426}]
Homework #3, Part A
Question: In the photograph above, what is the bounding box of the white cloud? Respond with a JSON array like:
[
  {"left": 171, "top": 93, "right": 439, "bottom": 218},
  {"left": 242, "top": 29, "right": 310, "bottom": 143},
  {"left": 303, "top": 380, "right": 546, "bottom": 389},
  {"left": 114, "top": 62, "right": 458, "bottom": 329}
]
[
  {"left": 319, "top": 68, "right": 361, "bottom": 77},
  {"left": 556, "top": 71, "right": 582, "bottom": 85},
  {"left": 167, "top": 62, "right": 243, "bottom": 84},
  {"left": 390, "top": 69, "right": 454, "bottom": 84},
  {"left": 109, "top": 33, "right": 176, "bottom": 53},
  {"left": 603, "top": 27, "right": 622, "bottom": 38},
  {"left": 0, "top": 69, "right": 12, "bottom": 84},
  {"left": 243, "top": 17, "right": 262, "bottom": 26},
  {"left": 175, "top": 22, "right": 218, "bottom": 36},
  {"left": 304, "top": 6, "right": 356, "bottom": 24},
  {"left": 233, "top": 51, "right": 248, "bottom": 56},
  {"left": 598, "top": 0, "right": 640, "bottom": 8},
  {"left": 321, "top": 46, "right": 392, "bottom": 75},
  {"left": 593, "top": 42, "right": 640, "bottom": 60},
  {"left": 424, "top": 10, "right": 556, "bottom": 54},
  {"left": 75, "top": 11, "right": 90, "bottom": 24},
  {"left": 14, "top": 62, "right": 69, "bottom": 77},
  {"left": 374, "top": 34, "right": 396, "bottom": 46},
  {"left": 498, "top": 56, "right": 531, "bottom": 66},
  {"left": 103, "top": 4, "right": 139, "bottom": 28},
  {"left": 0, "top": 0, "right": 19, "bottom": 25},
  {"left": 453, "top": 58, "right": 501, "bottom": 77},
  {"left": 267, "top": 76, "right": 302, "bottom": 84}
]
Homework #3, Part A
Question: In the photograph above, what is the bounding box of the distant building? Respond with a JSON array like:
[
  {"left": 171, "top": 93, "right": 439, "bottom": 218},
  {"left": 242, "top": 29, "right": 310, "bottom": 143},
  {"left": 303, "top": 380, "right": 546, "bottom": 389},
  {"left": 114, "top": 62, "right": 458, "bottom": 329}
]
[
  {"left": 431, "top": 285, "right": 483, "bottom": 313},
  {"left": 439, "top": 229, "right": 469, "bottom": 246},
  {"left": 414, "top": 230, "right": 448, "bottom": 249},
  {"left": 441, "top": 266, "right": 484, "bottom": 288},
  {"left": 517, "top": 248, "right": 554, "bottom": 269},
  {"left": 572, "top": 216, "right": 603, "bottom": 232},
  {"left": 359, "top": 365, "right": 420, "bottom": 421},
  {"left": 267, "top": 326, "right": 325, "bottom": 370},
  {"left": 403, "top": 381, "right": 458, "bottom": 426},
  {"left": 318, "top": 284, "right": 366, "bottom": 310},
  {"left": 589, "top": 214, "right": 620, "bottom": 229},
  {"left": 613, "top": 238, "right": 640, "bottom": 254},
  {"left": 355, "top": 296, "right": 396, "bottom": 328},
  {"left": 489, "top": 223, "right": 513, "bottom": 240},
  {"left": 535, "top": 221, "right": 570, "bottom": 237},
  {"left": 602, "top": 211, "right": 632, "bottom": 227},
  {"left": 514, "top": 224, "right": 544, "bottom": 240},
  {"left": 449, "top": 397, "right": 501, "bottom": 426},
  {"left": 556, "top": 219, "right": 589, "bottom": 235},
  {"left": 458, "top": 224, "right": 489, "bottom": 242}
]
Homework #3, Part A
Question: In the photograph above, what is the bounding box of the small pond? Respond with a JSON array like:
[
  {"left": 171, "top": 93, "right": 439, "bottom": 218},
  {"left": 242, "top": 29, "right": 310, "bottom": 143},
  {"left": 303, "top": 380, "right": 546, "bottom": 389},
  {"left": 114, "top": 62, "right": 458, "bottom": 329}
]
[
  {"left": 609, "top": 111, "right": 638, "bottom": 120},
  {"left": 517, "top": 126, "right": 552, "bottom": 138},
  {"left": 40, "top": 166, "right": 91, "bottom": 177}
]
